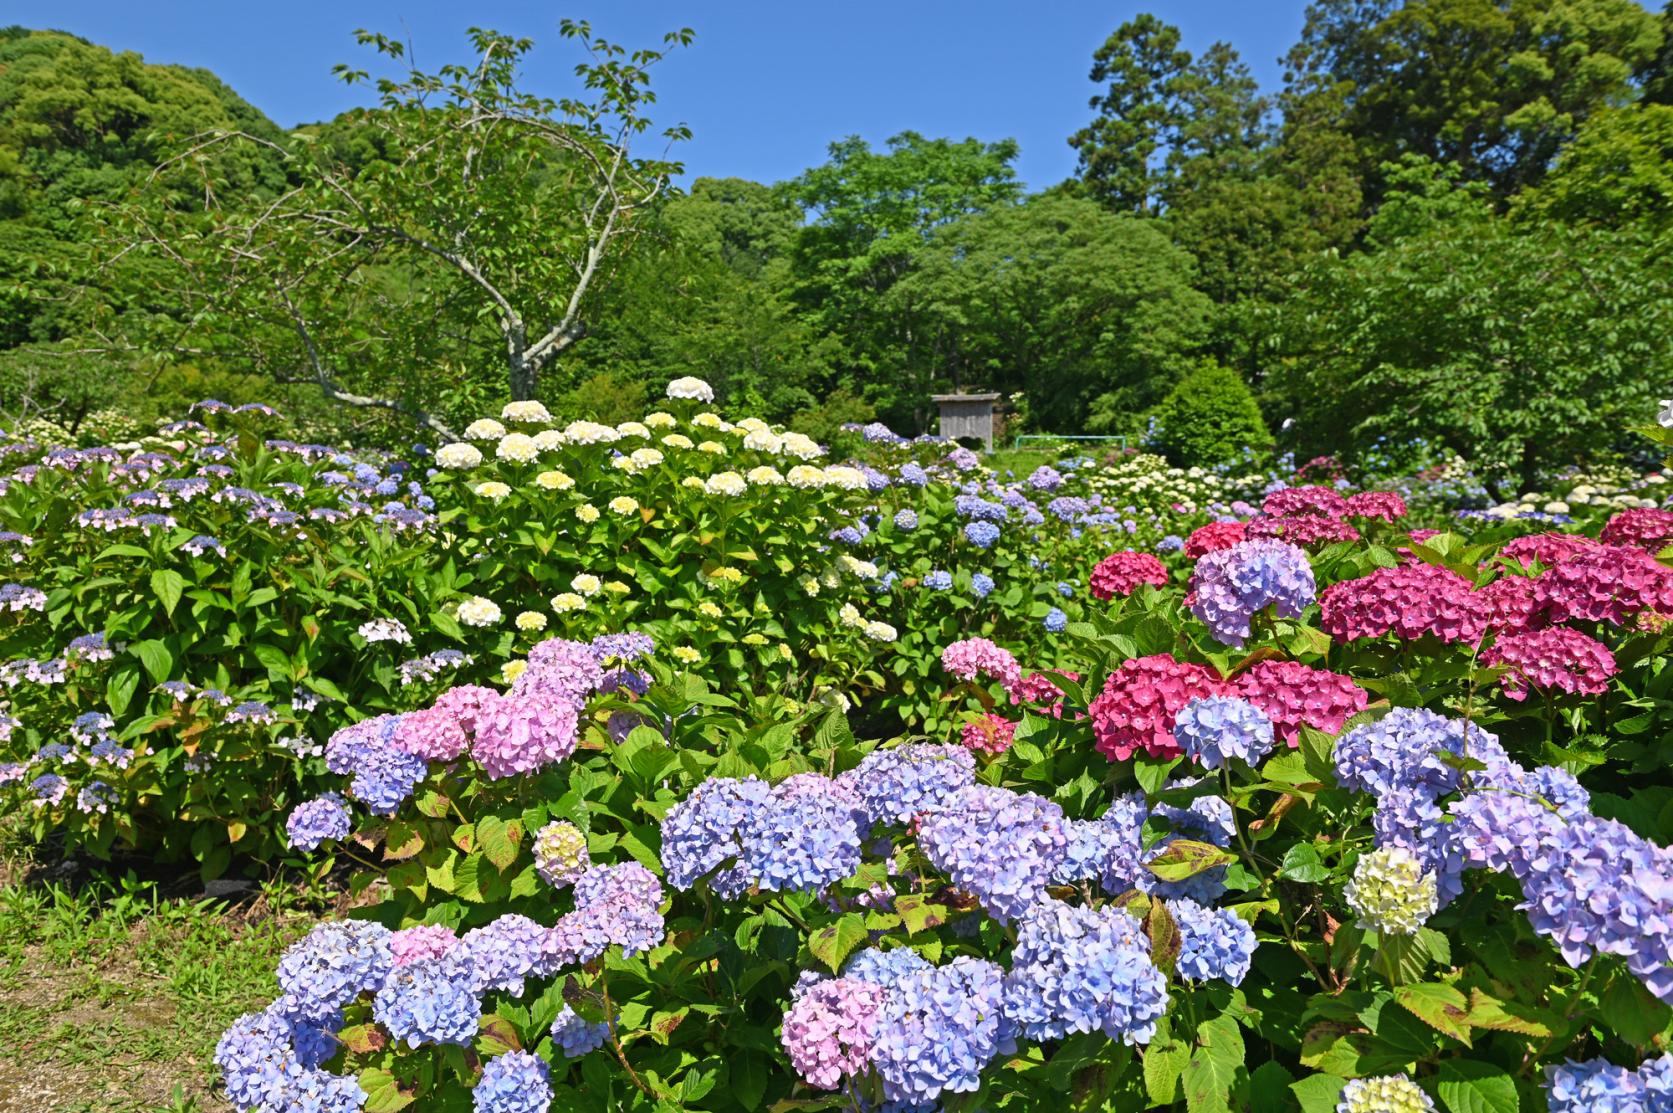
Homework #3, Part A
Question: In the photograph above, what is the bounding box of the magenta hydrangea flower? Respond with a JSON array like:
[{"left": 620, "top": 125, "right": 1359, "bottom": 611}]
[
  {"left": 1230, "top": 660, "right": 1367, "bottom": 746},
  {"left": 1498, "top": 532, "right": 1597, "bottom": 570},
  {"left": 959, "top": 714, "right": 1017, "bottom": 755},
  {"left": 1321, "top": 563, "right": 1488, "bottom": 644},
  {"left": 781, "top": 977, "right": 884, "bottom": 1090},
  {"left": 1245, "top": 514, "right": 1361, "bottom": 547},
  {"left": 1482, "top": 627, "right": 1618, "bottom": 701},
  {"left": 1088, "top": 551, "right": 1169, "bottom": 600},
  {"left": 1262, "top": 485, "right": 1349, "bottom": 518},
  {"left": 1185, "top": 520, "right": 1247, "bottom": 559},
  {"left": 1532, "top": 544, "right": 1673, "bottom": 627},
  {"left": 1089, "top": 654, "right": 1229, "bottom": 761},
  {"left": 1477, "top": 574, "right": 1542, "bottom": 636},
  {"left": 1601, "top": 507, "right": 1673, "bottom": 551},
  {"left": 1344, "top": 491, "right": 1407, "bottom": 521}
]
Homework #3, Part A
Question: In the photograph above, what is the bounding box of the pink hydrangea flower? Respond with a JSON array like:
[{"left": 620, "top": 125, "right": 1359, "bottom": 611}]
[
  {"left": 392, "top": 706, "right": 469, "bottom": 762},
  {"left": 781, "top": 977, "right": 884, "bottom": 1090},
  {"left": 1498, "top": 532, "right": 1597, "bottom": 570},
  {"left": 1089, "top": 654, "right": 1229, "bottom": 761},
  {"left": 1230, "top": 660, "right": 1367, "bottom": 746},
  {"left": 1245, "top": 515, "right": 1361, "bottom": 547},
  {"left": 1532, "top": 544, "right": 1673, "bottom": 627},
  {"left": 430, "top": 684, "right": 498, "bottom": 736},
  {"left": 959, "top": 714, "right": 1018, "bottom": 755},
  {"left": 470, "top": 690, "right": 579, "bottom": 779},
  {"left": 1010, "top": 670, "right": 1079, "bottom": 718},
  {"left": 1089, "top": 551, "right": 1169, "bottom": 600},
  {"left": 512, "top": 637, "right": 605, "bottom": 708},
  {"left": 1185, "top": 521, "right": 1247, "bottom": 560},
  {"left": 941, "top": 638, "right": 1023, "bottom": 699},
  {"left": 1261, "top": 485, "right": 1349, "bottom": 519},
  {"left": 1397, "top": 529, "right": 1442, "bottom": 564},
  {"left": 1600, "top": 508, "right": 1673, "bottom": 551},
  {"left": 1482, "top": 627, "right": 1618, "bottom": 701},
  {"left": 1320, "top": 563, "right": 1488, "bottom": 644},
  {"left": 390, "top": 924, "right": 457, "bottom": 967},
  {"left": 1344, "top": 491, "right": 1407, "bottom": 522}
]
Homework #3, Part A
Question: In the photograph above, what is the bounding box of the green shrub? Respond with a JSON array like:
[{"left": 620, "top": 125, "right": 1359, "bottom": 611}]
[{"left": 1146, "top": 362, "right": 1271, "bottom": 467}]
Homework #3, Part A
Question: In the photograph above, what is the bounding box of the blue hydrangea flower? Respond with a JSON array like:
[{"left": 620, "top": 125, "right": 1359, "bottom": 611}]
[
  {"left": 1044, "top": 608, "right": 1067, "bottom": 632},
  {"left": 1170, "top": 899, "right": 1258, "bottom": 985},
  {"left": 924, "top": 570, "right": 953, "bottom": 591},
  {"left": 872, "top": 957, "right": 1013, "bottom": 1105},
  {"left": 843, "top": 946, "right": 934, "bottom": 992},
  {"left": 473, "top": 1050, "right": 552, "bottom": 1113},
  {"left": 349, "top": 743, "right": 428, "bottom": 816},
  {"left": 970, "top": 573, "right": 996, "bottom": 599},
  {"left": 1003, "top": 900, "right": 1167, "bottom": 1044},
  {"left": 845, "top": 744, "right": 975, "bottom": 828},
  {"left": 919, "top": 784, "right": 1066, "bottom": 922},
  {"left": 1334, "top": 708, "right": 1509, "bottom": 799},
  {"left": 893, "top": 509, "right": 919, "bottom": 531},
  {"left": 1545, "top": 1054, "right": 1673, "bottom": 1113},
  {"left": 659, "top": 777, "right": 772, "bottom": 896},
  {"left": 276, "top": 920, "right": 394, "bottom": 1022},
  {"left": 898, "top": 462, "right": 929, "bottom": 486},
  {"left": 964, "top": 521, "right": 1001, "bottom": 549},
  {"left": 551, "top": 1005, "right": 610, "bottom": 1058},
  {"left": 1056, "top": 581, "right": 1075, "bottom": 597},
  {"left": 1188, "top": 539, "right": 1316, "bottom": 647},
  {"left": 373, "top": 952, "right": 481, "bottom": 1047},
  {"left": 742, "top": 781, "right": 863, "bottom": 894},
  {"left": 287, "top": 794, "right": 352, "bottom": 852},
  {"left": 1173, "top": 697, "right": 1275, "bottom": 769}
]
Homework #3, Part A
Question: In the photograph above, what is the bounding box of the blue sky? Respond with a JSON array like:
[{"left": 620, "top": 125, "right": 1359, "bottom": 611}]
[{"left": 12, "top": 2, "right": 1311, "bottom": 190}]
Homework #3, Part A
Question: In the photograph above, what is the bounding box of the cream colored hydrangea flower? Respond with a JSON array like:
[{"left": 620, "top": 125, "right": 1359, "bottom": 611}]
[
  {"left": 496, "top": 433, "right": 538, "bottom": 463},
  {"left": 735, "top": 417, "right": 770, "bottom": 434},
  {"left": 1345, "top": 847, "right": 1437, "bottom": 935},
  {"left": 570, "top": 573, "right": 601, "bottom": 596},
  {"left": 644, "top": 411, "right": 677, "bottom": 429},
  {"left": 838, "top": 603, "right": 865, "bottom": 629},
  {"left": 550, "top": 592, "right": 587, "bottom": 613},
  {"left": 576, "top": 503, "right": 601, "bottom": 523},
  {"left": 787, "top": 466, "right": 827, "bottom": 489},
  {"left": 706, "top": 567, "right": 744, "bottom": 584},
  {"left": 515, "top": 610, "right": 548, "bottom": 632},
  {"left": 672, "top": 645, "right": 702, "bottom": 664},
  {"left": 563, "top": 420, "right": 620, "bottom": 445},
  {"left": 616, "top": 421, "right": 651, "bottom": 439},
  {"left": 608, "top": 496, "right": 640, "bottom": 515},
  {"left": 704, "top": 471, "right": 747, "bottom": 496},
  {"left": 436, "top": 443, "right": 483, "bottom": 469},
  {"left": 661, "top": 433, "right": 695, "bottom": 450},
  {"left": 747, "top": 465, "right": 785, "bottom": 486},
  {"left": 473, "top": 481, "right": 512, "bottom": 501},
  {"left": 697, "top": 601, "right": 724, "bottom": 619},
  {"left": 692, "top": 412, "right": 725, "bottom": 429},
  {"left": 824, "top": 466, "right": 866, "bottom": 491},
  {"left": 681, "top": 477, "right": 704, "bottom": 489},
  {"left": 501, "top": 660, "right": 528, "bottom": 683},
  {"left": 604, "top": 580, "right": 632, "bottom": 595},
  {"left": 698, "top": 440, "right": 727, "bottom": 456},
  {"left": 501, "top": 400, "right": 551, "bottom": 423},
  {"left": 465, "top": 418, "right": 506, "bottom": 440},
  {"left": 666, "top": 376, "right": 714, "bottom": 402},
  {"left": 742, "top": 428, "right": 783, "bottom": 453},
  {"left": 864, "top": 621, "right": 897, "bottom": 643},
  {"left": 457, "top": 596, "right": 502, "bottom": 627},
  {"left": 839, "top": 555, "right": 879, "bottom": 579},
  {"left": 535, "top": 469, "right": 575, "bottom": 491},
  {"left": 532, "top": 429, "right": 565, "bottom": 452},
  {"left": 780, "top": 432, "right": 824, "bottom": 460}
]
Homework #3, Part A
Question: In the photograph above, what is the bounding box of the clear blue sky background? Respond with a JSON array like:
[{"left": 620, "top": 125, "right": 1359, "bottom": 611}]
[{"left": 9, "top": 2, "right": 1311, "bottom": 191}]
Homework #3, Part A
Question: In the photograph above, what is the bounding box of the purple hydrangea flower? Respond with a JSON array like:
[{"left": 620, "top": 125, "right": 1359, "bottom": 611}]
[
  {"left": 286, "top": 794, "right": 352, "bottom": 852},
  {"left": 1187, "top": 539, "right": 1316, "bottom": 647},
  {"left": 473, "top": 1050, "right": 551, "bottom": 1113},
  {"left": 1173, "top": 697, "right": 1275, "bottom": 769},
  {"left": 1003, "top": 900, "right": 1166, "bottom": 1045}
]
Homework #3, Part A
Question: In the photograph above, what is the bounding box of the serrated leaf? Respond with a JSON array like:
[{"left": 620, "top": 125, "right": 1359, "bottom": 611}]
[
  {"left": 1435, "top": 1059, "right": 1518, "bottom": 1113},
  {"left": 1183, "top": 1014, "right": 1244, "bottom": 1113},
  {"left": 1146, "top": 839, "right": 1235, "bottom": 882},
  {"left": 1465, "top": 987, "right": 1555, "bottom": 1038},
  {"left": 1144, "top": 1036, "right": 1190, "bottom": 1104},
  {"left": 807, "top": 913, "right": 868, "bottom": 974},
  {"left": 338, "top": 1023, "right": 387, "bottom": 1054},
  {"left": 151, "top": 569, "right": 185, "bottom": 617},
  {"left": 476, "top": 1014, "right": 522, "bottom": 1056},
  {"left": 477, "top": 814, "right": 522, "bottom": 872},
  {"left": 894, "top": 894, "right": 947, "bottom": 936},
  {"left": 358, "top": 1068, "right": 415, "bottom": 1113},
  {"left": 1394, "top": 982, "right": 1472, "bottom": 1043}
]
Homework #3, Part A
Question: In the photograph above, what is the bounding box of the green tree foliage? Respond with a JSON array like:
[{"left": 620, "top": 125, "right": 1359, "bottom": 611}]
[
  {"left": 1515, "top": 104, "right": 1673, "bottom": 233},
  {"left": 1284, "top": 0, "right": 1664, "bottom": 200},
  {"left": 1147, "top": 362, "right": 1272, "bottom": 466},
  {"left": 1268, "top": 189, "right": 1673, "bottom": 492},
  {"left": 892, "top": 195, "right": 1211, "bottom": 433},
  {"left": 108, "top": 22, "right": 690, "bottom": 437}
]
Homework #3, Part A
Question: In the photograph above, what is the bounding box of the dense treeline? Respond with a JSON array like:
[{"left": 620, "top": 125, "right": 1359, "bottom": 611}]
[{"left": 1, "top": 2, "right": 1671, "bottom": 490}]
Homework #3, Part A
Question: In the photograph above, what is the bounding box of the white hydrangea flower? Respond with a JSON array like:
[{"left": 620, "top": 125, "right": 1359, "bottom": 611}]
[
  {"left": 743, "top": 428, "right": 783, "bottom": 453},
  {"left": 535, "top": 469, "right": 574, "bottom": 491},
  {"left": 692, "top": 412, "right": 725, "bottom": 429},
  {"left": 780, "top": 432, "right": 824, "bottom": 460},
  {"left": 680, "top": 476, "right": 705, "bottom": 489},
  {"left": 515, "top": 610, "right": 548, "bottom": 632},
  {"left": 839, "top": 555, "right": 879, "bottom": 580},
  {"left": 735, "top": 417, "right": 770, "bottom": 434},
  {"left": 616, "top": 421, "right": 651, "bottom": 439},
  {"left": 787, "top": 466, "right": 827, "bottom": 489},
  {"left": 864, "top": 621, "right": 897, "bottom": 643},
  {"left": 704, "top": 471, "right": 747, "bottom": 497},
  {"left": 464, "top": 418, "right": 506, "bottom": 440},
  {"left": 357, "top": 618, "right": 411, "bottom": 644},
  {"left": 457, "top": 596, "right": 502, "bottom": 627},
  {"left": 576, "top": 504, "right": 600, "bottom": 523},
  {"left": 563, "top": 420, "right": 620, "bottom": 445},
  {"left": 473, "top": 481, "right": 512, "bottom": 501},
  {"left": 608, "top": 496, "right": 640, "bottom": 515},
  {"left": 496, "top": 433, "right": 538, "bottom": 463},
  {"left": 550, "top": 592, "right": 587, "bottom": 613},
  {"left": 1345, "top": 847, "right": 1437, "bottom": 936},
  {"left": 666, "top": 376, "right": 714, "bottom": 402},
  {"left": 697, "top": 440, "right": 727, "bottom": 456},
  {"left": 1337, "top": 1075, "right": 1436, "bottom": 1113},
  {"left": 532, "top": 429, "right": 565, "bottom": 452},
  {"left": 661, "top": 433, "right": 695, "bottom": 450},
  {"left": 644, "top": 411, "right": 677, "bottom": 429},
  {"left": 630, "top": 447, "right": 664, "bottom": 469},
  {"left": 823, "top": 466, "right": 866, "bottom": 491},
  {"left": 501, "top": 400, "right": 551, "bottom": 424},
  {"left": 570, "top": 573, "right": 601, "bottom": 596},
  {"left": 697, "top": 601, "right": 724, "bottom": 619},
  {"left": 838, "top": 603, "right": 865, "bottom": 629},
  {"left": 436, "top": 443, "right": 483, "bottom": 470},
  {"left": 747, "top": 465, "right": 785, "bottom": 486}
]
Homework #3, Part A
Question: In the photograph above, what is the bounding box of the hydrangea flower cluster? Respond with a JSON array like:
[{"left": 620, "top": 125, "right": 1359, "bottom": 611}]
[
  {"left": 918, "top": 784, "right": 1068, "bottom": 922},
  {"left": 1498, "top": 531, "right": 1597, "bottom": 569},
  {"left": 1245, "top": 514, "right": 1361, "bottom": 547},
  {"left": 1344, "top": 846, "right": 1438, "bottom": 935},
  {"left": 959, "top": 713, "right": 1018, "bottom": 755},
  {"left": 1172, "top": 697, "right": 1274, "bottom": 769},
  {"left": 780, "top": 976, "right": 884, "bottom": 1090},
  {"left": 1599, "top": 507, "right": 1673, "bottom": 551},
  {"left": 1336, "top": 1075, "right": 1437, "bottom": 1112},
  {"left": 1088, "top": 550, "right": 1169, "bottom": 600},
  {"left": 1186, "top": 538, "right": 1315, "bottom": 646},
  {"left": 1532, "top": 544, "right": 1673, "bottom": 627},
  {"left": 286, "top": 793, "right": 351, "bottom": 852},
  {"left": 1262, "top": 485, "right": 1349, "bottom": 518},
  {"left": 1344, "top": 491, "right": 1407, "bottom": 521},
  {"left": 1169, "top": 898, "right": 1258, "bottom": 985},
  {"left": 940, "top": 637, "right": 1023, "bottom": 698},
  {"left": 1320, "top": 564, "right": 1488, "bottom": 644},
  {"left": 1544, "top": 1054, "right": 1673, "bottom": 1112},
  {"left": 1481, "top": 627, "right": 1618, "bottom": 700},
  {"left": 1184, "top": 520, "right": 1247, "bottom": 559},
  {"left": 1089, "top": 654, "right": 1228, "bottom": 761},
  {"left": 1229, "top": 660, "right": 1367, "bottom": 745},
  {"left": 532, "top": 820, "right": 590, "bottom": 888},
  {"left": 1004, "top": 900, "right": 1167, "bottom": 1043}
]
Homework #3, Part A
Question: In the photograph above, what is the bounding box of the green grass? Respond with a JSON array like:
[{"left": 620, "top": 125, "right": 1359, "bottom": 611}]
[{"left": 0, "top": 830, "right": 323, "bottom": 1113}]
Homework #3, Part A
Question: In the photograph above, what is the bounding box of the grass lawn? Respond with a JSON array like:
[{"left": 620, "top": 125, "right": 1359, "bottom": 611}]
[{"left": 0, "top": 827, "right": 331, "bottom": 1113}]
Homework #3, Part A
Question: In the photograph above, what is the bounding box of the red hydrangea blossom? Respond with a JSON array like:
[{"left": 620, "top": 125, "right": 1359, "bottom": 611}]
[
  {"left": 1262, "top": 485, "right": 1349, "bottom": 518},
  {"left": 1011, "top": 670, "right": 1080, "bottom": 718},
  {"left": 1089, "top": 654, "right": 1228, "bottom": 761},
  {"left": 1344, "top": 491, "right": 1407, "bottom": 522},
  {"left": 1477, "top": 575, "right": 1542, "bottom": 636},
  {"left": 1600, "top": 508, "right": 1673, "bottom": 551},
  {"left": 1230, "top": 660, "right": 1367, "bottom": 746},
  {"left": 959, "top": 714, "right": 1018, "bottom": 755},
  {"left": 1498, "top": 532, "right": 1597, "bottom": 570},
  {"left": 1532, "top": 544, "right": 1673, "bottom": 627},
  {"left": 1319, "top": 563, "right": 1489, "bottom": 644},
  {"left": 1089, "top": 550, "right": 1169, "bottom": 600},
  {"left": 1245, "top": 515, "right": 1361, "bottom": 547},
  {"left": 1185, "top": 521, "right": 1248, "bottom": 560},
  {"left": 1481, "top": 627, "right": 1618, "bottom": 701}
]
